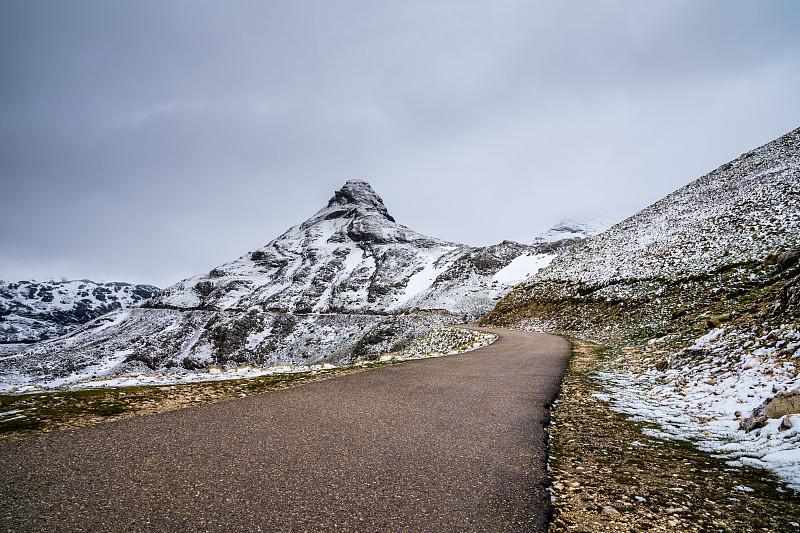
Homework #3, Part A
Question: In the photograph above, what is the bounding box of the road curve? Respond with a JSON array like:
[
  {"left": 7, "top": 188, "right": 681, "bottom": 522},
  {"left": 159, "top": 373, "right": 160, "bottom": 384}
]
[{"left": 0, "top": 327, "right": 571, "bottom": 532}]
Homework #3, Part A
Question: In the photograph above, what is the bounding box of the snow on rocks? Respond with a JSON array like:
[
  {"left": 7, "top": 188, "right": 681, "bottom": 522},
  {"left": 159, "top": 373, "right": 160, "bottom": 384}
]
[
  {"left": 0, "top": 279, "right": 159, "bottom": 342},
  {"left": 384, "top": 326, "right": 497, "bottom": 361},
  {"left": 531, "top": 217, "right": 617, "bottom": 245},
  {"left": 147, "top": 180, "right": 544, "bottom": 317},
  {"left": 32, "top": 363, "right": 340, "bottom": 391},
  {"left": 598, "top": 322, "right": 800, "bottom": 489},
  {"left": 146, "top": 181, "right": 579, "bottom": 320},
  {"left": 492, "top": 253, "right": 556, "bottom": 285},
  {"left": 503, "top": 127, "right": 800, "bottom": 305},
  {"left": 740, "top": 387, "right": 800, "bottom": 432}
]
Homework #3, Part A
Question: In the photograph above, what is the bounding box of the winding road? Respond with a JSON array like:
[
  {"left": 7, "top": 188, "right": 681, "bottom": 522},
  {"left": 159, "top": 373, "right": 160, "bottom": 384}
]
[{"left": 0, "top": 327, "right": 571, "bottom": 532}]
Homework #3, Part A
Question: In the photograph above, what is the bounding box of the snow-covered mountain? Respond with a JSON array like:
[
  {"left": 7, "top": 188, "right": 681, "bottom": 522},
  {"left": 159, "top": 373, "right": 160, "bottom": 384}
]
[
  {"left": 1, "top": 180, "right": 581, "bottom": 390},
  {"left": 531, "top": 217, "right": 616, "bottom": 245},
  {"left": 0, "top": 279, "right": 158, "bottom": 343},
  {"left": 147, "top": 180, "right": 550, "bottom": 316}
]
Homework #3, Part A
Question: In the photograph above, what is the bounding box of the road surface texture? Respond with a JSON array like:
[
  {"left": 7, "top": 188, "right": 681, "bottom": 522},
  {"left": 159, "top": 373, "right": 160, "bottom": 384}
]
[{"left": 0, "top": 327, "right": 571, "bottom": 532}]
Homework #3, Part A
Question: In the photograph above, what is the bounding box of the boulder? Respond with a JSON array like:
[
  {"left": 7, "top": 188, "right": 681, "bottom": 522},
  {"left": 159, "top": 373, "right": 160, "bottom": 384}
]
[
  {"left": 671, "top": 307, "right": 688, "bottom": 319},
  {"left": 707, "top": 313, "right": 732, "bottom": 329},
  {"left": 740, "top": 387, "right": 800, "bottom": 432},
  {"left": 776, "top": 247, "right": 800, "bottom": 271}
]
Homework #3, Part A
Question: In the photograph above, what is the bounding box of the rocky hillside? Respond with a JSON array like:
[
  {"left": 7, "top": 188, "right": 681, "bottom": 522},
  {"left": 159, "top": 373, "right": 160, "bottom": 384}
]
[
  {"left": 0, "top": 181, "right": 582, "bottom": 390},
  {"left": 482, "top": 126, "right": 800, "bottom": 487},
  {"left": 0, "top": 280, "right": 158, "bottom": 343},
  {"left": 484, "top": 127, "right": 800, "bottom": 339}
]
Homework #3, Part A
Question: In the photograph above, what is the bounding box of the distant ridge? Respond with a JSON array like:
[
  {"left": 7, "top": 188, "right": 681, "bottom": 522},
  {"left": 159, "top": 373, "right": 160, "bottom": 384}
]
[
  {"left": 531, "top": 217, "right": 616, "bottom": 245},
  {"left": 0, "top": 279, "right": 158, "bottom": 343}
]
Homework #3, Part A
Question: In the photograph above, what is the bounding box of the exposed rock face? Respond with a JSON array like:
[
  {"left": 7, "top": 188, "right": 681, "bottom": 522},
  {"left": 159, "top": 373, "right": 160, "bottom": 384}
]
[
  {"left": 668, "top": 347, "right": 711, "bottom": 370},
  {"left": 707, "top": 313, "right": 732, "bottom": 329},
  {"left": 326, "top": 180, "right": 394, "bottom": 221},
  {"left": 776, "top": 247, "right": 800, "bottom": 271},
  {"left": 0, "top": 280, "right": 159, "bottom": 342},
  {"left": 1, "top": 180, "right": 587, "bottom": 389},
  {"left": 769, "top": 273, "right": 800, "bottom": 317}
]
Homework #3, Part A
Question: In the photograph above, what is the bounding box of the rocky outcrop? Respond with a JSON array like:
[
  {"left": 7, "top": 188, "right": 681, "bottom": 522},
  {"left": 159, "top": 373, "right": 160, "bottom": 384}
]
[
  {"left": 740, "top": 387, "right": 800, "bottom": 432},
  {"left": 707, "top": 313, "right": 732, "bottom": 329},
  {"left": 668, "top": 347, "right": 712, "bottom": 370},
  {"left": 776, "top": 247, "right": 800, "bottom": 271},
  {"left": 769, "top": 274, "right": 800, "bottom": 317}
]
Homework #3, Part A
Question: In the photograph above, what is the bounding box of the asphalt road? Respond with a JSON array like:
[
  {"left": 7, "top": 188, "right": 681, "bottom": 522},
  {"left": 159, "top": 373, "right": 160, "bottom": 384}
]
[{"left": 0, "top": 327, "right": 571, "bottom": 532}]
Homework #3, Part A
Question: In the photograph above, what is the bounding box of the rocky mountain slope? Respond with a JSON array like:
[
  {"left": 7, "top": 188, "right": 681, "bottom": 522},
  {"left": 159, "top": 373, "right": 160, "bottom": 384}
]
[
  {"left": 482, "top": 126, "right": 800, "bottom": 487},
  {"left": 0, "top": 280, "right": 158, "bottom": 343},
  {"left": 0, "top": 181, "right": 582, "bottom": 390}
]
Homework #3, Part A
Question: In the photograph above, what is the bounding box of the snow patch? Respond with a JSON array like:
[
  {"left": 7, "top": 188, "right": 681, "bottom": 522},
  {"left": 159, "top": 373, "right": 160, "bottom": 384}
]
[{"left": 492, "top": 253, "right": 556, "bottom": 285}]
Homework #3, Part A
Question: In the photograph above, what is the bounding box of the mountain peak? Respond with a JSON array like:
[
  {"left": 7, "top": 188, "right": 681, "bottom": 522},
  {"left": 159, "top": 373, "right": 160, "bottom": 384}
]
[
  {"left": 532, "top": 217, "right": 616, "bottom": 244},
  {"left": 326, "top": 180, "right": 393, "bottom": 221}
]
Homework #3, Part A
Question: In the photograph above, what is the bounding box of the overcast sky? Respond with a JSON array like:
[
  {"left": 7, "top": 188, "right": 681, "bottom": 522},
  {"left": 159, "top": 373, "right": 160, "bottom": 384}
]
[{"left": 1, "top": 1, "right": 799, "bottom": 287}]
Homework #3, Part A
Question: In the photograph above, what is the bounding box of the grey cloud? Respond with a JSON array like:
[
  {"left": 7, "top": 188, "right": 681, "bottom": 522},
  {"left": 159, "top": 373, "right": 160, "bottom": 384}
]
[{"left": 1, "top": 1, "right": 799, "bottom": 286}]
